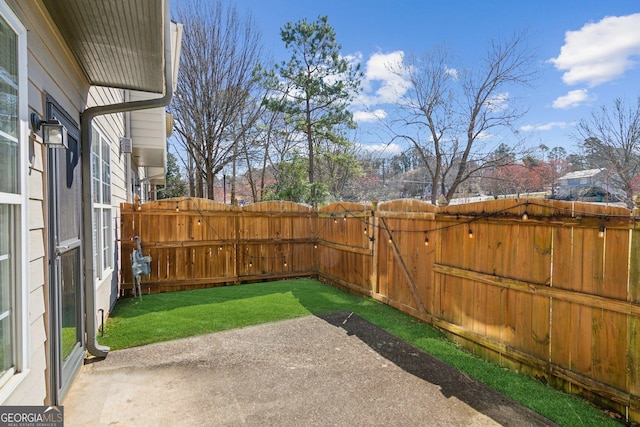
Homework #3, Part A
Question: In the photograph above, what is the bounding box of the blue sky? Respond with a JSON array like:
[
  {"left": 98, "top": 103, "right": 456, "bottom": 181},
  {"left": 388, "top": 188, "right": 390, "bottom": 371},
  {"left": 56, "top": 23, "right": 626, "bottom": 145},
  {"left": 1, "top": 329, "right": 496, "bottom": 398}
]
[{"left": 203, "top": 0, "right": 640, "bottom": 157}]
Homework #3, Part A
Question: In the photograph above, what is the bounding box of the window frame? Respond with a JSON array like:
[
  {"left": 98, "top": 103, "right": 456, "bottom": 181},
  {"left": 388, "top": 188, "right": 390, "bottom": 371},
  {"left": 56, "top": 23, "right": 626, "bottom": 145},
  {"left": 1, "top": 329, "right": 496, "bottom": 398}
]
[
  {"left": 0, "top": 0, "right": 30, "bottom": 401},
  {"left": 91, "top": 126, "right": 113, "bottom": 280}
]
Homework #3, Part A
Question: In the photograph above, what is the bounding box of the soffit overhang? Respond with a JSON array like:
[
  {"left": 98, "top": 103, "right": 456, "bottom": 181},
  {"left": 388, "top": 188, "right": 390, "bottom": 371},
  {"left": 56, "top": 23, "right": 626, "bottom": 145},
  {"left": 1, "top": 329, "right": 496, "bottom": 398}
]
[{"left": 42, "top": 0, "right": 165, "bottom": 93}]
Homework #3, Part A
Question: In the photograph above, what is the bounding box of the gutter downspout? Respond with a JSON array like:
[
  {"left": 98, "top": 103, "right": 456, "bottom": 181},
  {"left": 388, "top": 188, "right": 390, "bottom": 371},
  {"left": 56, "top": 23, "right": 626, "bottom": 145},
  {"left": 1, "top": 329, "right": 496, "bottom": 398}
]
[{"left": 80, "top": 0, "right": 173, "bottom": 357}]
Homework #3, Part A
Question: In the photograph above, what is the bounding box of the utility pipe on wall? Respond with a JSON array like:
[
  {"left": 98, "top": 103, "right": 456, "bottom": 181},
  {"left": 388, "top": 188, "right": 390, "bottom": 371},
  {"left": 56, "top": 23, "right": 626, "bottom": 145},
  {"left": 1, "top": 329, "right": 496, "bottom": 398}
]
[{"left": 80, "top": 0, "right": 175, "bottom": 357}]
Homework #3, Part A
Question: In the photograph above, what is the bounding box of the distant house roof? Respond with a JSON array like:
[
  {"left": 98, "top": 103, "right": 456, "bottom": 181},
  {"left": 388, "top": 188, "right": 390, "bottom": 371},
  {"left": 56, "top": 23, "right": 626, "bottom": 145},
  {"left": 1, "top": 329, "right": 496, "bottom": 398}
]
[
  {"left": 555, "top": 168, "right": 627, "bottom": 201},
  {"left": 559, "top": 168, "right": 605, "bottom": 181}
]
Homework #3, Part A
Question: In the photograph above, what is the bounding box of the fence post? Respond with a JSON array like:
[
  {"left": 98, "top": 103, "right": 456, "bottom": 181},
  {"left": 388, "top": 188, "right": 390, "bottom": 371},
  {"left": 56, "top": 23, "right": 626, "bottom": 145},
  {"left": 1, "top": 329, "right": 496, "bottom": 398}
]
[
  {"left": 369, "top": 199, "right": 378, "bottom": 294},
  {"left": 314, "top": 205, "right": 319, "bottom": 274},
  {"left": 629, "top": 223, "right": 640, "bottom": 421},
  {"left": 234, "top": 207, "right": 240, "bottom": 284}
]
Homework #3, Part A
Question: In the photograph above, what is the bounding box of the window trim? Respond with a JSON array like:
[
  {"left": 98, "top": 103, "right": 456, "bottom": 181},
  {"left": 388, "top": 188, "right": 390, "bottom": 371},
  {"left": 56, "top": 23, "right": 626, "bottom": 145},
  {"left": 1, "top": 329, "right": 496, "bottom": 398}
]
[
  {"left": 0, "top": 0, "right": 30, "bottom": 400},
  {"left": 91, "top": 126, "right": 113, "bottom": 280}
]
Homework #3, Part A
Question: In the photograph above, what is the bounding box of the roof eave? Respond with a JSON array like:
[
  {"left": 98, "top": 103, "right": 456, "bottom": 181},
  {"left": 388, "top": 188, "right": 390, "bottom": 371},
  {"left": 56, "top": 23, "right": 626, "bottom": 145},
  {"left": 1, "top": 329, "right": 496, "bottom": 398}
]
[{"left": 42, "top": 0, "right": 166, "bottom": 94}]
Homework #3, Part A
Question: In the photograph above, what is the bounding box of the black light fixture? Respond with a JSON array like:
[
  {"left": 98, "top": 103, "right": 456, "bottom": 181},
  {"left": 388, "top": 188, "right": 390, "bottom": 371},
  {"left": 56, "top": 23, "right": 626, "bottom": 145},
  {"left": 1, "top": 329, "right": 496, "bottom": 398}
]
[
  {"left": 522, "top": 201, "right": 529, "bottom": 221},
  {"left": 30, "top": 113, "right": 68, "bottom": 149}
]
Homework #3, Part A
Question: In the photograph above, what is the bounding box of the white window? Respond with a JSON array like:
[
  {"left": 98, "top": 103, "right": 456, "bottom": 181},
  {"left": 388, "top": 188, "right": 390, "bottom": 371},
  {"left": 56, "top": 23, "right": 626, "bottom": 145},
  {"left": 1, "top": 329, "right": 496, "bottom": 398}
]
[
  {"left": 0, "top": 206, "right": 14, "bottom": 380},
  {"left": 91, "top": 127, "right": 112, "bottom": 278},
  {"left": 0, "top": 0, "right": 27, "bottom": 388}
]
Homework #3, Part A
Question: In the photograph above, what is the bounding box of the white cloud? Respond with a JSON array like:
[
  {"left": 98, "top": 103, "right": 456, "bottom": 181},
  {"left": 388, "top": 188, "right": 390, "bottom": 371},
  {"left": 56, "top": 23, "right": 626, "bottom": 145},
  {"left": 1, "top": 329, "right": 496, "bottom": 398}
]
[
  {"left": 358, "top": 142, "right": 403, "bottom": 156},
  {"left": 520, "top": 121, "right": 576, "bottom": 132},
  {"left": 323, "top": 52, "right": 364, "bottom": 86},
  {"left": 353, "top": 109, "right": 388, "bottom": 123},
  {"left": 356, "top": 51, "right": 412, "bottom": 107},
  {"left": 552, "top": 89, "right": 592, "bottom": 109},
  {"left": 342, "top": 52, "right": 364, "bottom": 66},
  {"left": 550, "top": 13, "right": 640, "bottom": 87},
  {"left": 445, "top": 67, "right": 459, "bottom": 80},
  {"left": 476, "top": 131, "right": 494, "bottom": 141},
  {"left": 486, "top": 92, "right": 509, "bottom": 112}
]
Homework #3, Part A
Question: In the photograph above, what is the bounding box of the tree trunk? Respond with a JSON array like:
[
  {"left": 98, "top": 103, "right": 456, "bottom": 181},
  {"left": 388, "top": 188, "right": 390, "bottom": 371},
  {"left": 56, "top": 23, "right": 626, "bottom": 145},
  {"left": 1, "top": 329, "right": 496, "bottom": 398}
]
[
  {"left": 306, "top": 96, "right": 315, "bottom": 203},
  {"left": 231, "top": 143, "right": 237, "bottom": 204},
  {"left": 196, "top": 167, "right": 204, "bottom": 198},
  {"left": 206, "top": 171, "right": 215, "bottom": 200},
  {"left": 188, "top": 155, "right": 196, "bottom": 197}
]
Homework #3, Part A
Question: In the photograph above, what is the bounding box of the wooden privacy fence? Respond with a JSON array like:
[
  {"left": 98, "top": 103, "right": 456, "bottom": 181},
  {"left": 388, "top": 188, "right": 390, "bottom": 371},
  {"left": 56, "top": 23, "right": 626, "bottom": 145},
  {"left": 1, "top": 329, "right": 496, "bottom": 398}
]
[
  {"left": 120, "top": 198, "right": 316, "bottom": 293},
  {"left": 318, "top": 198, "right": 640, "bottom": 423},
  {"left": 120, "top": 196, "right": 640, "bottom": 422}
]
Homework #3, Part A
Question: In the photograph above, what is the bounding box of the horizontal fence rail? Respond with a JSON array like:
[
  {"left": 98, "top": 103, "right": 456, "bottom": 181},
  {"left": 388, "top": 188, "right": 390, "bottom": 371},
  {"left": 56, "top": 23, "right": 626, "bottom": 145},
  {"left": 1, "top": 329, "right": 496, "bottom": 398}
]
[
  {"left": 120, "top": 198, "right": 317, "bottom": 293},
  {"left": 119, "top": 196, "right": 640, "bottom": 422}
]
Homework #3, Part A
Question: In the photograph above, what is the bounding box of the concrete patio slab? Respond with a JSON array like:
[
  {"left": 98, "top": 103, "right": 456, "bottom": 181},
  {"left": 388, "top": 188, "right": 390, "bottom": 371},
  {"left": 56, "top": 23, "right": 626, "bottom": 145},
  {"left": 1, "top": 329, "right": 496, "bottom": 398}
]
[{"left": 63, "top": 312, "right": 556, "bottom": 426}]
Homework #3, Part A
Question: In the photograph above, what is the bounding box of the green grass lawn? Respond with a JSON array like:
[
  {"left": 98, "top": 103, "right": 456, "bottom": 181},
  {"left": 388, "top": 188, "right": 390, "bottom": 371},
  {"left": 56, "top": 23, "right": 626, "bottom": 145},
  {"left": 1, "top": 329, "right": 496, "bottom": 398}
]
[
  {"left": 99, "top": 278, "right": 620, "bottom": 427},
  {"left": 61, "top": 326, "right": 78, "bottom": 360}
]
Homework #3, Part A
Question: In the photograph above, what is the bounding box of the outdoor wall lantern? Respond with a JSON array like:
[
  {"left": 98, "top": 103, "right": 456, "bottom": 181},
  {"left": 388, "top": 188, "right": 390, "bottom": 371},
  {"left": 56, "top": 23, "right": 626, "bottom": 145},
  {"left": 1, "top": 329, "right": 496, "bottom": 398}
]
[{"left": 30, "top": 113, "right": 68, "bottom": 149}]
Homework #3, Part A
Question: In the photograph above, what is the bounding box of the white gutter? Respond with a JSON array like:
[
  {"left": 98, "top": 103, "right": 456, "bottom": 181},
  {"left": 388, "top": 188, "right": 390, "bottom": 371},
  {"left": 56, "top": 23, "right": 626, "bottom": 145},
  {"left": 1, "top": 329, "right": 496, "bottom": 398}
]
[
  {"left": 80, "top": 0, "right": 173, "bottom": 357},
  {"left": 139, "top": 172, "right": 167, "bottom": 183}
]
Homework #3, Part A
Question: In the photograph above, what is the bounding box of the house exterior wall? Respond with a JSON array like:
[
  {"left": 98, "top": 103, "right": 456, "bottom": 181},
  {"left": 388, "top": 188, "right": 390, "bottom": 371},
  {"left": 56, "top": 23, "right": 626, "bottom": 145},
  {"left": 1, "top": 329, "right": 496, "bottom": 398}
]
[
  {"left": 1, "top": 0, "right": 146, "bottom": 405},
  {"left": 1, "top": 0, "right": 90, "bottom": 405},
  {"left": 1, "top": 0, "right": 175, "bottom": 406},
  {"left": 558, "top": 169, "right": 605, "bottom": 189}
]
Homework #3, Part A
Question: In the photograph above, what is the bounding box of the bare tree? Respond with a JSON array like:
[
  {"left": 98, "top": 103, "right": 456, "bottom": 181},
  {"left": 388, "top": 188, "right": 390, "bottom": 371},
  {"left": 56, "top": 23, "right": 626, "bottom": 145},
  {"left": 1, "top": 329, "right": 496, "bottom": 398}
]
[
  {"left": 314, "top": 127, "right": 363, "bottom": 200},
  {"left": 240, "top": 102, "right": 303, "bottom": 202},
  {"left": 576, "top": 97, "right": 640, "bottom": 207},
  {"left": 391, "top": 34, "right": 536, "bottom": 203},
  {"left": 171, "top": 0, "right": 263, "bottom": 199}
]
